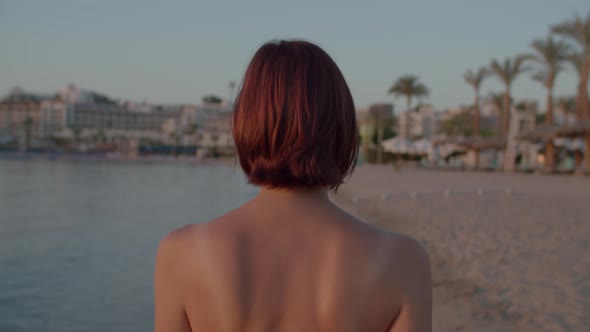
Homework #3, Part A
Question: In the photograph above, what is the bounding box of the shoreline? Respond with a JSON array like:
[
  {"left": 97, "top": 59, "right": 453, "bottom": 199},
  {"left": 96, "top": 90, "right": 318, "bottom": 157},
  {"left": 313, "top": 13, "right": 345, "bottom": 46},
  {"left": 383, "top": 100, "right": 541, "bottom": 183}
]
[{"left": 0, "top": 151, "right": 237, "bottom": 167}]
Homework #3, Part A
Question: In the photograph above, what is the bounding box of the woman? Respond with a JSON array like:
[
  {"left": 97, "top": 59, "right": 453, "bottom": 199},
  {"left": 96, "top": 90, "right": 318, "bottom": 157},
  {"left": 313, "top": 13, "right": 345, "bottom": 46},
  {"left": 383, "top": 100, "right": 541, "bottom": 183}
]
[{"left": 155, "top": 40, "right": 432, "bottom": 332}]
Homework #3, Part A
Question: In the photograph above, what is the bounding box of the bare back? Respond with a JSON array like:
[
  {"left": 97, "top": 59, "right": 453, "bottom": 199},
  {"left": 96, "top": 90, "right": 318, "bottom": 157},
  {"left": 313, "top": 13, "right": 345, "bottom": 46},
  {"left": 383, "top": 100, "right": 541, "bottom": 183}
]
[{"left": 154, "top": 190, "right": 432, "bottom": 332}]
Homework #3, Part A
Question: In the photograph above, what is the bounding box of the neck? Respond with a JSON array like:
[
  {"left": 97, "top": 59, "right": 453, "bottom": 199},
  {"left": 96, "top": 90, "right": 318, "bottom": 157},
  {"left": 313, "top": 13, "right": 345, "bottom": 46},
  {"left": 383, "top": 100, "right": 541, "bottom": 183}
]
[{"left": 256, "top": 187, "right": 330, "bottom": 204}]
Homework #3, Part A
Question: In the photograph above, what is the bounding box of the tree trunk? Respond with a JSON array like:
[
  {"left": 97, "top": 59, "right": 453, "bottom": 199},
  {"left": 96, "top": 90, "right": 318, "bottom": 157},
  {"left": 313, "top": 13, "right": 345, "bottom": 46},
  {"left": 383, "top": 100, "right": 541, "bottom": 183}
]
[
  {"left": 576, "top": 83, "right": 586, "bottom": 120},
  {"left": 581, "top": 47, "right": 590, "bottom": 119},
  {"left": 546, "top": 85, "right": 554, "bottom": 125},
  {"left": 402, "top": 96, "right": 412, "bottom": 139},
  {"left": 376, "top": 119, "right": 384, "bottom": 164},
  {"left": 473, "top": 92, "right": 480, "bottom": 169},
  {"left": 361, "top": 144, "right": 370, "bottom": 165},
  {"left": 474, "top": 93, "right": 480, "bottom": 136},
  {"left": 574, "top": 150, "right": 582, "bottom": 169},
  {"left": 585, "top": 134, "right": 590, "bottom": 173},
  {"left": 545, "top": 84, "right": 555, "bottom": 170},
  {"left": 545, "top": 140, "right": 555, "bottom": 172},
  {"left": 503, "top": 89, "right": 510, "bottom": 134}
]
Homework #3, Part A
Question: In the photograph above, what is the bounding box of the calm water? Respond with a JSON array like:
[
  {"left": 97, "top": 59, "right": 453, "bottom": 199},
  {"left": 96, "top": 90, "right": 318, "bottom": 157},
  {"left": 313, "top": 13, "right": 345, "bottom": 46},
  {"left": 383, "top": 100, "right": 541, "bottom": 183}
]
[{"left": 0, "top": 158, "right": 256, "bottom": 332}]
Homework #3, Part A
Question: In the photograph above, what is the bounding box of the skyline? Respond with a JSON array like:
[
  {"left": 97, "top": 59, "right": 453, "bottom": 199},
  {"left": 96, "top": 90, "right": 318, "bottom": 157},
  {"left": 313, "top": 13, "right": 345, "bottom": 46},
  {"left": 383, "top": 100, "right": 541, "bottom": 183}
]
[{"left": 0, "top": 0, "right": 588, "bottom": 110}]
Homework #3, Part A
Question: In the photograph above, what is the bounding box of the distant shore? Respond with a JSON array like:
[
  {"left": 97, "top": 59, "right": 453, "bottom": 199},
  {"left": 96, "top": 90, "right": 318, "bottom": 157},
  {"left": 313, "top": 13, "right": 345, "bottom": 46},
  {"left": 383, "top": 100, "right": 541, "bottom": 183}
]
[
  {"left": 333, "top": 165, "right": 590, "bottom": 332},
  {"left": 0, "top": 151, "right": 236, "bottom": 166}
]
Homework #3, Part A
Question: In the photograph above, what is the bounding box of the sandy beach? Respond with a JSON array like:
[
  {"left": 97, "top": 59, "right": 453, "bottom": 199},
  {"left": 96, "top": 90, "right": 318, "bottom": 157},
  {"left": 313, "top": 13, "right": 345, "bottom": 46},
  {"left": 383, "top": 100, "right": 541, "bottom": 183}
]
[{"left": 333, "top": 165, "right": 590, "bottom": 332}]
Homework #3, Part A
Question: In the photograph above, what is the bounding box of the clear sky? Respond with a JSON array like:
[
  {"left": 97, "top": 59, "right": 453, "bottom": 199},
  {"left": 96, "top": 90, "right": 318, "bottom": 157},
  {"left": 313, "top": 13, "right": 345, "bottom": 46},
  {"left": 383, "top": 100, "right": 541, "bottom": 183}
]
[{"left": 0, "top": 0, "right": 588, "bottom": 110}]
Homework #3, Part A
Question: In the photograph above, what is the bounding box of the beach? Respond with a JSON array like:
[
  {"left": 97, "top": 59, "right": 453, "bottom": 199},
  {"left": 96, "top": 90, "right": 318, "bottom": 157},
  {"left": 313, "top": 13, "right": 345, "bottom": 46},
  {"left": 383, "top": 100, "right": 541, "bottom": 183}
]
[{"left": 333, "top": 165, "right": 590, "bottom": 332}]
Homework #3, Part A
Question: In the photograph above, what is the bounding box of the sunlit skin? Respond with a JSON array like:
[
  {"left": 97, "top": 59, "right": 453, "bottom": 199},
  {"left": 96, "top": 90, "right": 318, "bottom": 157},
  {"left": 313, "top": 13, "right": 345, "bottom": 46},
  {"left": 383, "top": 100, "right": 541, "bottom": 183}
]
[
  {"left": 155, "top": 39, "right": 431, "bottom": 332},
  {"left": 154, "top": 188, "right": 432, "bottom": 332}
]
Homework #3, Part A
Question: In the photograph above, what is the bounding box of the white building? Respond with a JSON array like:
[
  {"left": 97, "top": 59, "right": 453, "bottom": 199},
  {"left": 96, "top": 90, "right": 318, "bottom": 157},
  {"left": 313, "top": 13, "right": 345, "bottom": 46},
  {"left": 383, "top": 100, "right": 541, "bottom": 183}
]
[
  {"left": 39, "top": 99, "right": 68, "bottom": 139},
  {"left": 397, "top": 104, "right": 437, "bottom": 139},
  {"left": 64, "top": 102, "right": 181, "bottom": 142},
  {"left": 554, "top": 105, "right": 576, "bottom": 126},
  {"left": 3, "top": 84, "right": 237, "bottom": 150}
]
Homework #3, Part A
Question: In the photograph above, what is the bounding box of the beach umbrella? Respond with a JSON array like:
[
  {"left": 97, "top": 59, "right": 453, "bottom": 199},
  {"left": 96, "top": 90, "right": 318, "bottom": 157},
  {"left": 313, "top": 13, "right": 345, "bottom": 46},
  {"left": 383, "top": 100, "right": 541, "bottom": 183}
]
[
  {"left": 553, "top": 138, "right": 584, "bottom": 152},
  {"left": 555, "top": 120, "right": 590, "bottom": 139},
  {"left": 461, "top": 136, "right": 506, "bottom": 150},
  {"left": 517, "top": 124, "right": 560, "bottom": 143},
  {"left": 413, "top": 138, "right": 433, "bottom": 155},
  {"left": 435, "top": 143, "right": 466, "bottom": 159},
  {"left": 382, "top": 137, "right": 416, "bottom": 154}
]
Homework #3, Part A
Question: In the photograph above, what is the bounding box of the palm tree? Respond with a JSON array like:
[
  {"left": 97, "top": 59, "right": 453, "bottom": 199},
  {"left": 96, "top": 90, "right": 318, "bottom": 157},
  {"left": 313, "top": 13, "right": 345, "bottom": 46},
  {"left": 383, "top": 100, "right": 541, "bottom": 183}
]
[
  {"left": 228, "top": 81, "right": 236, "bottom": 104},
  {"left": 367, "top": 107, "right": 394, "bottom": 163},
  {"left": 567, "top": 53, "right": 590, "bottom": 119},
  {"left": 463, "top": 67, "right": 489, "bottom": 168},
  {"left": 487, "top": 92, "right": 505, "bottom": 133},
  {"left": 566, "top": 53, "right": 590, "bottom": 172},
  {"left": 388, "top": 75, "right": 429, "bottom": 112},
  {"left": 528, "top": 36, "right": 571, "bottom": 125},
  {"left": 202, "top": 95, "right": 223, "bottom": 105},
  {"left": 528, "top": 36, "right": 571, "bottom": 170},
  {"left": 556, "top": 97, "right": 576, "bottom": 125},
  {"left": 553, "top": 12, "right": 590, "bottom": 119},
  {"left": 490, "top": 56, "right": 529, "bottom": 134}
]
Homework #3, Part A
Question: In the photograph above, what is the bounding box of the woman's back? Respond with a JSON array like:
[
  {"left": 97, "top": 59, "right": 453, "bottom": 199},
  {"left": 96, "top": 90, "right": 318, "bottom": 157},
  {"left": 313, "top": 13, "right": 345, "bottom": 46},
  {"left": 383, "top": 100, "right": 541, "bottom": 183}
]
[
  {"left": 154, "top": 40, "right": 431, "bottom": 332},
  {"left": 155, "top": 190, "right": 431, "bottom": 332}
]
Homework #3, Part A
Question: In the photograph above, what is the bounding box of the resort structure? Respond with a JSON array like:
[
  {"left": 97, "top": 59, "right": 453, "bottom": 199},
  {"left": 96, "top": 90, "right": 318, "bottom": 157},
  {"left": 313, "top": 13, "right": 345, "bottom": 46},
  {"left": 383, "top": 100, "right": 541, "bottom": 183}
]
[{"left": 0, "top": 85, "right": 234, "bottom": 155}]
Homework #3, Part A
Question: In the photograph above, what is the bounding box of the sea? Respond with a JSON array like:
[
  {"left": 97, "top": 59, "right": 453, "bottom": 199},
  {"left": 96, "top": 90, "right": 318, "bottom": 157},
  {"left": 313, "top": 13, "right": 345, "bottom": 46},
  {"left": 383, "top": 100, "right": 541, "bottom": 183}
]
[{"left": 0, "top": 157, "right": 256, "bottom": 332}]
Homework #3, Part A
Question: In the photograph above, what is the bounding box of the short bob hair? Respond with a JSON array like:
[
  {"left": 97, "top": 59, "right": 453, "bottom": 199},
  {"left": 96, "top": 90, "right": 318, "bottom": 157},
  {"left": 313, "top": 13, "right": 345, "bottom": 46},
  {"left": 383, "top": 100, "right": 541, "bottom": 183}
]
[{"left": 233, "top": 40, "right": 358, "bottom": 190}]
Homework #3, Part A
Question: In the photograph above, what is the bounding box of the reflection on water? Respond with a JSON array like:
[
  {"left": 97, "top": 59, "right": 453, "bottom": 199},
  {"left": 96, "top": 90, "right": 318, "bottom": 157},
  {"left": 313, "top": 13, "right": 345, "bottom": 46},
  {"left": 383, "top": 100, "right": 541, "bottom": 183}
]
[{"left": 0, "top": 159, "right": 255, "bottom": 332}]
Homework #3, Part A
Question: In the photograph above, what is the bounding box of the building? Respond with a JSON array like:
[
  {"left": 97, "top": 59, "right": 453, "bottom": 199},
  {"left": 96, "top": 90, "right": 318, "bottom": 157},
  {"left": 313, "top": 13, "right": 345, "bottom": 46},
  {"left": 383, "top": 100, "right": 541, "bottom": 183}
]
[
  {"left": 437, "top": 104, "right": 500, "bottom": 137},
  {"left": 196, "top": 106, "right": 234, "bottom": 151},
  {"left": 180, "top": 102, "right": 233, "bottom": 127},
  {"left": 39, "top": 99, "right": 68, "bottom": 139},
  {"left": 0, "top": 87, "right": 52, "bottom": 143},
  {"left": 357, "top": 103, "right": 394, "bottom": 144},
  {"left": 177, "top": 102, "right": 234, "bottom": 148},
  {"left": 397, "top": 104, "right": 437, "bottom": 139},
  {"left": 1, "top": 85, "right": 237, "bottom": 153},
  {"left": 64, "top": 102, "right": 181, "bottom": 143},
  {"left": 57, "top": 84, "right": 117, "bottom": 105}
]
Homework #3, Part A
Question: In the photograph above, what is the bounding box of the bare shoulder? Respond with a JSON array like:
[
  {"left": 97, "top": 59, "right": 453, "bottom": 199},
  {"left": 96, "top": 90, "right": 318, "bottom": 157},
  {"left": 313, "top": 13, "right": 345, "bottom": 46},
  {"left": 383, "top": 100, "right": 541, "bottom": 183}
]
[
  {"left": 158, "top": 223, "right": 202, "bottom": 254},
  {"left": 380, "top": 232, "right": 432, "bottom": 306},
  {"left": 158, "top": 207, "right": 241, "bottom": 247},
  {"left": 344, "top": 213, "right": 430, "bottom": 268},
  {"left": 355, "top": 222, "right": 431, "bottom": 286},
  {"left": 388, "top": 233, "right": 430, "bottom": 273},
  {"left": 156, "top": 224, "right": 203, "bottom": 274},
  {"left": 380, "top": 231, "right": 431, "bottom": 282},
  {"left": 156, "top": 210, "right": 241, "bottom": 265}
]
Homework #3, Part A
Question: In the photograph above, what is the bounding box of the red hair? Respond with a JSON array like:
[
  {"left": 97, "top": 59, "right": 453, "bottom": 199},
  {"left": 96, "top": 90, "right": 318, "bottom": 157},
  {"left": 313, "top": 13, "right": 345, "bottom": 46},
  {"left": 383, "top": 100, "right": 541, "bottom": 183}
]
[{"left": 232, "top": 40, "right": 358, "bottom": 190}]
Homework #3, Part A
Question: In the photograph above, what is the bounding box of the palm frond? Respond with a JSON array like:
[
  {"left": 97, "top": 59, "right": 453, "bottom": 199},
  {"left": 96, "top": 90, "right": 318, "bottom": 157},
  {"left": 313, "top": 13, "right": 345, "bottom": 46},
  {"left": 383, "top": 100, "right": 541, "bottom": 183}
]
[
  {"left": 552, "top": 12, "right": 590, "bottom": 48},
  {"left": 529, "top": 36, "right": 572, "bottom": 69},
  {"left": 557, "top": 96, "right": 576, "bottom": 114},
  {"left": 490, "top": 56, "right": 530, "bottom": 87},
  {"left": 463, "top": 66, "right": 489, "bottom": 91},
  {"left": 490, "top": 59, "right": 510, "bottom": 85},
  {"left": 531, "top": 70, "right": 549, "bottom": 88},
  {"left": 487, "top": 92, "right": 504, "bottom": 115},
  {"left": 388, "top": 74, "right": 429, "bottom": 99}
]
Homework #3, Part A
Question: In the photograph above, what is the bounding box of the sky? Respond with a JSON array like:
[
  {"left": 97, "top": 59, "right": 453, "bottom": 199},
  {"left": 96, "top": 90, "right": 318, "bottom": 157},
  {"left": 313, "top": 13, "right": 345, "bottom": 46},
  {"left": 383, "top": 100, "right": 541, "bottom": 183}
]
[{"left": 0, "top": 0, "right": 588, "bottom": 111}]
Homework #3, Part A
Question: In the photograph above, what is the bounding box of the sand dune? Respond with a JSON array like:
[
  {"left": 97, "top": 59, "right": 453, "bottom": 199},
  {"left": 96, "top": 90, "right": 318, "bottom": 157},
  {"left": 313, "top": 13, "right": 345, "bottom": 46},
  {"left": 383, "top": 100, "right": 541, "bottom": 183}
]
[{"left": 333, "top": 165, "right": 590, "bottom": 332}]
